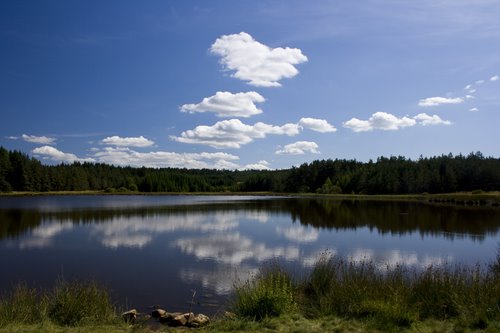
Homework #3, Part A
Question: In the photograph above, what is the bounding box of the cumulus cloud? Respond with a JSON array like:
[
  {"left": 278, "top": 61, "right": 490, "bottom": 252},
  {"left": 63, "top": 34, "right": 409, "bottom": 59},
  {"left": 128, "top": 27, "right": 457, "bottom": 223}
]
[
  {"left": 343, "top": 112, "right": 451, "bottom": 132},
  {"left": 32, "top": 146, "right": 95, "bottom": 163},
  {"left": 101, "top": 135, "right": 154, "bottom": 147},
  {"left": 181, "top": 91, "right": 265, "bottom": 118},
  {"left": 22, "top": 134, "right": 56, "bottom": 145},
  {"left": 92, "top": 147, "right": 240, "bottom": 169},
  {"left": 475, "top": 80, "right": 485, "bottom": 85},
  {"left": 343, "top": 112, "right": 416, "bottom": 132},
  {"left": 243, "top": 160, "right": 271, "bottom": 170},
  {"left": 490, "top": 75, "right": 499, "bottom": 82},
  {"left": 418, "top": 96, "right": 464, "bottom": 107},
  {"left": 413, "top": 113, "right": 452, "bottom": 126},
  {"left": 298, "top": 117, "right": 337, "bottom": 133},
  {"left": 171, "top": 119, "right": 300, "bottom": 149},
  {"left": 210, "top": 32, "right": 308, "bottom": 87},
  {"left": 469, "top": 107, "right": 479, "bottom": 112},
  {"left": 276, "top": 141, "right": 320, "bottom": 155}
]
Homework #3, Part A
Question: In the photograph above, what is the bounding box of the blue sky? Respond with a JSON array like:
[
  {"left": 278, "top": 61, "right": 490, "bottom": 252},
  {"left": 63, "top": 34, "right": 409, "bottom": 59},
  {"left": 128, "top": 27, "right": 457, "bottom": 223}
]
[{"left": 1, "top": 0, "right": 499, "bottom": 170}]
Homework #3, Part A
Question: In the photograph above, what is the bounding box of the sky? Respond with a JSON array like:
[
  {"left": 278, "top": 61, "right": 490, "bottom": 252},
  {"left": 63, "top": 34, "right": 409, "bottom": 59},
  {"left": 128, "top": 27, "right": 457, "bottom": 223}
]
[{"left": 1, "top": 0, "right": 499, "bottom": 170}]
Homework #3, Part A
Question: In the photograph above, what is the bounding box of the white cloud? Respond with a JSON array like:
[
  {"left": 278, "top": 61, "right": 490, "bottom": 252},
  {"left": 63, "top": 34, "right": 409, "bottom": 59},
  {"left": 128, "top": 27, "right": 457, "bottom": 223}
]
[
  {"left": 418, "top": 96, "right": 464, "bottom": 107},
  {"left": 469, "top": 107, "right": 479, "bottom": 112},
  {"left": 413, "top": 113, "right": 452, "bottom": 126},
  {"left": 210, "top": 32, "right": 308, "bottom": 87},
  {"left": 276, "top": 141, "right": 320, "bottom": 155},
  {"left": 92, "top": 147, "right": 240, "bottom": 169},
  {"left": 243, "top": 160, "right": 271, "bottom": 170},
  {"left": 475, "top": 80, "right": 485, "bottom": 85},
  {"left": 464, "top": 84, "right": 472, "bottom": 90},
  {"left": 465, "top": 94, "right": 475, "bottom": 99},
  {"left": 298, "top": 117, "right": 337, "bottom": 133},
  {"left": 181, "top": 91, "right": 265, "bottom": 118},
  {"left": 101, "top": 135, "right": 154, "bottom": 147},
  {"left": 490, "top": 75, "right": 499, "bottom": 82},
  {"left": 32, "top": 146, "right": 95, "bottom": 163},
  {"left": 6, "top": 136, "right": 19, "bottom": 140},
  {"left": 343, "top": 112, "right": 416, "bottom": 132},
  {"left": 468, "top": 89, "right": 477, "bottom": 94},
  {"left": 171, "top": 119, "right": 300, "bottom": 149},
  {"left": 22, "top": 134, "right": 56, "bottom": 145}
]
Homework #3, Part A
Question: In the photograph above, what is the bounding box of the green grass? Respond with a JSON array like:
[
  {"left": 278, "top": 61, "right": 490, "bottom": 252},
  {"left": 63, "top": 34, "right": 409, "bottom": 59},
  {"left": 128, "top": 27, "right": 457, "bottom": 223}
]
[
  {"left": 231, "top": 254, "right": 500, "bottom": 331},
  {"left": 233, "top": 264, "right": 295, "bottom": 320},
  {"left": 0, "top": 279, "right": 117, "bottom": 329}
]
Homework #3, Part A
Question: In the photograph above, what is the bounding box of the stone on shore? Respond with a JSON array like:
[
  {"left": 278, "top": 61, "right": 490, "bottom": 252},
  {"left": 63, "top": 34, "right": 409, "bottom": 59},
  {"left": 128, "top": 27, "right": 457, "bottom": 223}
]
[
  {"left": 189, "top": 313, "right": 210, "bottom": 327},
  {"left": 121, "top": 309, "right": 137, "bottom": 323},
  {"left": 151, "top": 308, "right": 167, "bottom": 318},
  {"left": 158, "top": 311, "right": 183, "bottom": 324},
  {"left": 157, "top": 311, "right": 210, "bottom": 327}
]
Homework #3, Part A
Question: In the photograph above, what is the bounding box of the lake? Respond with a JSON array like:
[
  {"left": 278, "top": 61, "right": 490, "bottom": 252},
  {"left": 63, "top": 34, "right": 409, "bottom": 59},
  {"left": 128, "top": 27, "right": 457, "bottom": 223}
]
[{"left": 0, "top": 195, "right": 499, "bottom": 314}]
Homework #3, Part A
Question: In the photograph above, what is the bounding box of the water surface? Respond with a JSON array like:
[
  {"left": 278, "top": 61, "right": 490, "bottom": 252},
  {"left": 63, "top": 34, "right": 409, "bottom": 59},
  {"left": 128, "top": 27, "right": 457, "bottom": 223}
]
[{"left": 1, "top": 195, "right": 499, "bottom": 313}]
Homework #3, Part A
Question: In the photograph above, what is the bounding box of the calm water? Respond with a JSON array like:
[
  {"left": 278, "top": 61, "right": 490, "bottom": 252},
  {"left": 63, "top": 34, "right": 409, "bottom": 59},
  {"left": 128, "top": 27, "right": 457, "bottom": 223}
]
[{"left": 1, "top": 195, "right": 499, "bottom": 313}]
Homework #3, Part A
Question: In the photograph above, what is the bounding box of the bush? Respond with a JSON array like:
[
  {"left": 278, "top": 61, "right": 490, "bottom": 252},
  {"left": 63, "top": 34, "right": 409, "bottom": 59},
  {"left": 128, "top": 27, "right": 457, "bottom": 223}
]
[{"left": 234, "top": 265, "right": 295, "bottom": 320}]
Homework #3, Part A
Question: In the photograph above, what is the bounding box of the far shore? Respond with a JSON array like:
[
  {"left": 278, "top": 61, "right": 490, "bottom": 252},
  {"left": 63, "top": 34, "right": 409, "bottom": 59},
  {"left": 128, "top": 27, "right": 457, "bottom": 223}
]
[{"left": 1, "top": 190, "right": 500, "bottom": 207}]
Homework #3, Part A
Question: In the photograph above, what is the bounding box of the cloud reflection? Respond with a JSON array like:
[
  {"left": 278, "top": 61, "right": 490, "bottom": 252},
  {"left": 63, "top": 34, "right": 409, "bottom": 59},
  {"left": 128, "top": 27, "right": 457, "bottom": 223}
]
[
  {"left": 174, "top": 233, "right": 299, "bottom": 265},
  {"left": 92, "top": 211, "right": 241, "bottom": 248},
  {"left": 276, "top": 225, "right": 319, "bottom": 243},
  {"left": 179, "top": 264, "right": 258, "bottom": 294},
  {"left": 19, "top": 221, "right": 73, "bottom": 249},
  {"left": 347, "top": 247, "right": 453, "bottom": 269}
]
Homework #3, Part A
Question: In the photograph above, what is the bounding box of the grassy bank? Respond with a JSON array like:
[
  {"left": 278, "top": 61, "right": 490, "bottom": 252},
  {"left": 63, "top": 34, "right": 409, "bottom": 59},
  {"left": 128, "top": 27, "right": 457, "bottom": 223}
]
[
  {"left": 1, "top": 255, "right": 499, "bottom": 332},
  {"left": 231, "top": 255, "right": 500, "bottom": 332}
]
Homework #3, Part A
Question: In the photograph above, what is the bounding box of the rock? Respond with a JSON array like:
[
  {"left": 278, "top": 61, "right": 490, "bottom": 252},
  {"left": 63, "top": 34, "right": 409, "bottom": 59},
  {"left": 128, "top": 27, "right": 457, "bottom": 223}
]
[
  {"left": 171, "top": 312, "right": 193, "bottom": 327},
  {"left": 158, "top": 312, "right": 183, "bottom": 324},
  {"left": 151, "top": 308, "right": 167, "bottom": 318},
  {"left": 224, "top": 311, "right": 237, "bottom": 320},
  {"left": 188, "top": 313, "right": 210, "bottom": 327},
  {"left": 121, "top": 309, "right": 137, "bottom": 323}
]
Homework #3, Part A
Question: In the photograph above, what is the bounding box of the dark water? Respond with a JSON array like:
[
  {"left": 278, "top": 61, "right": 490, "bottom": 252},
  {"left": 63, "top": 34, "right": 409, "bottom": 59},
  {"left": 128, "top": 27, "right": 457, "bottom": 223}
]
[{"left": 0, "top": 195, "right": 499, "bottom": 314}]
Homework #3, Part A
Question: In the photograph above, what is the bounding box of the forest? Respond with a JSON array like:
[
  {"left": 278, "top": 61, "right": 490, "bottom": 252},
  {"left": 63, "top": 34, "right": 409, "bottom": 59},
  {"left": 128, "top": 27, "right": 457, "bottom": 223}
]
[{"left": 0, "top": 146, "right": 499, "bottom": 194}]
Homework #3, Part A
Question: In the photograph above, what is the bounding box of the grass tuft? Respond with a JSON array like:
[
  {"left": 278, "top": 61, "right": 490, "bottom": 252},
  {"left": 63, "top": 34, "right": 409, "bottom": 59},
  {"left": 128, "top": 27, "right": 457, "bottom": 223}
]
[
  {"left": 233, "top": 264, "right": 295, "bottom": 320},
  {"left": 0, "top": 284, "right": 48, "bottom": 326},
  {"left": 48, "top": 279, "right": 116, "bottom": 326},
  {"left": 0, "top": 279, "right": 116, "bottom": 328}
]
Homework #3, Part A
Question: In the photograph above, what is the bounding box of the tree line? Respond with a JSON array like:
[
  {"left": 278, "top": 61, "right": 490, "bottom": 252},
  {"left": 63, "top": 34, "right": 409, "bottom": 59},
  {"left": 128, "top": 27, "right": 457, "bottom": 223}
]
[{"left": 0, "top": 147, "right": 499, "bottom": 194}]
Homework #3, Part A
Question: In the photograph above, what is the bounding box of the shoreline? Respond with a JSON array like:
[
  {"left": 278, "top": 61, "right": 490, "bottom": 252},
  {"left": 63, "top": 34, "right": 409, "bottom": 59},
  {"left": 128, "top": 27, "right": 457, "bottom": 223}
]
[{"left": 2, "top": 190, "right": 500, "bottom": 207}]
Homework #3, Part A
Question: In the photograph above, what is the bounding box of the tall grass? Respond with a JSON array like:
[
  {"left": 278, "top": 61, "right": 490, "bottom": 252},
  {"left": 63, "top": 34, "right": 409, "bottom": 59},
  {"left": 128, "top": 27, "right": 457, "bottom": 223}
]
[
  {"left": 233, "top": 264, "right": 295, "bottom": 320},
  {"left": 0, "top": 279, "right": 116, "bottom": 327},
  {"left": 232, "top": 254, "right": 500, "bottom": 330}
]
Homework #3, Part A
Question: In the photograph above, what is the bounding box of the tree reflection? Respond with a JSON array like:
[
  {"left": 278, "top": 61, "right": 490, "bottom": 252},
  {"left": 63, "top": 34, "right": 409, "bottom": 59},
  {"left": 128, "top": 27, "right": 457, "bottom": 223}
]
[{"left": 1, "top": 198, "right": 499, "bottom": 241}]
